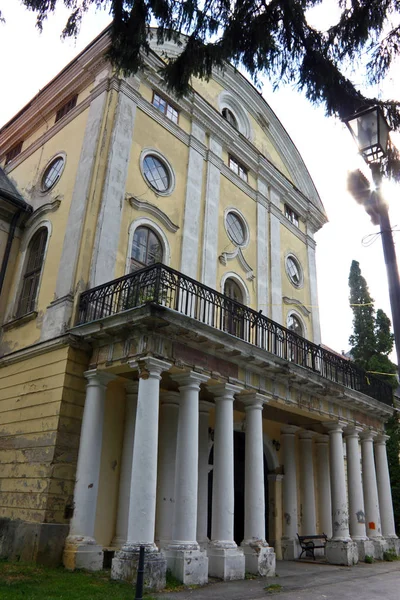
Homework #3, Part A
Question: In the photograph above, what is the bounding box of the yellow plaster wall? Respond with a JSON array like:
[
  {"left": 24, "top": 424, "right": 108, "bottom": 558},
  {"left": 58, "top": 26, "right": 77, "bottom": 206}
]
[
  {"left": 95, "top": 379, "right": 125, "bottom": 546},
  {"left": 0, "top": 345, "right": 88, "bottom": 525},
  {"left": 217, "top": 176, "right": 257, "bottom": 307},
  {"left": 191, "top": 77, "right": 225, "bottom": 111},
  {"left": 116, "top": 108, "right": 192, "bottom": 277}
]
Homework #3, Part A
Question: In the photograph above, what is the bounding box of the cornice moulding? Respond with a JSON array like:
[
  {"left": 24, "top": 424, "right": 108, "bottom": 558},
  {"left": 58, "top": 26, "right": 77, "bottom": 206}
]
[
  {"left": 24, "top": 199, "right": 61, "bottom": 230},
  {"left": 128, "top": 196, "right": 179, "bottom": 232}
]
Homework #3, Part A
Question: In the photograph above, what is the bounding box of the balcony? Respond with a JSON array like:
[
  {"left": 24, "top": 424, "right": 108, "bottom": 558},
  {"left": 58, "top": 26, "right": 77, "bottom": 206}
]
[{"left": 76, "top": 263, "right": 393, "bottom": 407}]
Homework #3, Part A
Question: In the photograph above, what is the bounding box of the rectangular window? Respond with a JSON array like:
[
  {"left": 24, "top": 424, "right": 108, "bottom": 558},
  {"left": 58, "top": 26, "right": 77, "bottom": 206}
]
[
  {"left": 152, "top": 92, "right": 179, "bottom": 124},
  {"left": 55, "top": 94, "right": 78, "bottom": 123},
  {"left": 284, "top": 204, "right": 299, "bottom": 227},
  {"left": 228, "top": 156, "right": 248, "bottom": 182},
  {"left": 5, "top": 141, "right": 23, "bottom": 164}
]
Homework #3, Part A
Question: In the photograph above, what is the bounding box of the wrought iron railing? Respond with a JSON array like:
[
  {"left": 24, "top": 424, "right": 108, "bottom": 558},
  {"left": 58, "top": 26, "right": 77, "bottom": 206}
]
[{"left": 77, "top": 263, "right": 393, "bottom": 406}]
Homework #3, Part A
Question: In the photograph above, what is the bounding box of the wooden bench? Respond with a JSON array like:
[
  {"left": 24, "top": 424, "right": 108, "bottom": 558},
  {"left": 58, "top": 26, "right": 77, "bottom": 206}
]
[{"left": 297, "top": 533, "right": 328, "bottom": 560}]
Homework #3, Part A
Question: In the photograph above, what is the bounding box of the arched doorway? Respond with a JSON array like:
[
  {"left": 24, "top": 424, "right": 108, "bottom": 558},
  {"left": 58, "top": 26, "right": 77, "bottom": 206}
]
[{"left": 223, "top": 278, "right": 245, "bottom": 339}]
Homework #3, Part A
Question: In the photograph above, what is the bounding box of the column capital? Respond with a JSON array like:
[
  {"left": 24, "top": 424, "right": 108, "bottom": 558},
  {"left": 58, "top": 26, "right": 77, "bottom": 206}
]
[
  {"left": 172, "top": 370, "right": 209, "bottom": 390},
  {"left": 315, "top": 434, "right": 329, "bottom": 444},
  {"left": 208, "top": 382, "right": 243, "bottom": 400},
  {"left": 160, "top": 391, "right": 180, "bottom": 407},
  {"left": 281, "top": 425, "right": 300, "bottom": 436},
  {"left": 129, "top": 357, "right": 171, "bottom": 380},
  {"left": 360, "top": 429, "right": 378, "bottom": 442},
  {"left": 237, "top": 392, "right": 270, "bottom": 411},
  {"left": 298, "top": 430, "right": 317, "bottom": 440},
  {"left": 323, "top": 420, "right": 346, "bottom": 434},
  {"left": 84, "top": 369, "right": 115, "bottom": 387},
  {"left": 374, "top": 433, "right": 390, "bottom": 445},
  {"left": 344, "top": 425, "right": 363, "bottom": 438},
  {"left": 199, "top": 400, "right": 214, "bottom": 414}
]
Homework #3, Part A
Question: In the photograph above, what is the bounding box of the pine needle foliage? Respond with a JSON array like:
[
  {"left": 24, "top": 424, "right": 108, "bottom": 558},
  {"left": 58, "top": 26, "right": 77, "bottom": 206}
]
[{"left": 6, "top": 1, "right": 400, "bottom": 177}]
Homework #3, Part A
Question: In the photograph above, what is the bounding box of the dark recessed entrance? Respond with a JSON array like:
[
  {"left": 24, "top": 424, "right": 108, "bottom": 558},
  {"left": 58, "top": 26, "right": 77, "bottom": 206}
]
[{"left": 207, "top": 431, "right": 269, "bottom": 545}]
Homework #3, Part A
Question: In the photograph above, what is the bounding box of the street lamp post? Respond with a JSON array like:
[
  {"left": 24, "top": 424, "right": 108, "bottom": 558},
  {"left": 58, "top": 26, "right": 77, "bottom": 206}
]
[{"left": 344, "top": 106, "right": 400, "bottom": 375}]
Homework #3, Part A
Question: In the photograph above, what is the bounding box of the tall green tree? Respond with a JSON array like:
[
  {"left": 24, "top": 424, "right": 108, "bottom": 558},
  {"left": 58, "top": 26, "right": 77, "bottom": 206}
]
[
  {"left": 348, "top": 259, "right": 400, "bottom": 533},
  {"left": 2, "top": 0, "right": 400, "bottom": 177}
]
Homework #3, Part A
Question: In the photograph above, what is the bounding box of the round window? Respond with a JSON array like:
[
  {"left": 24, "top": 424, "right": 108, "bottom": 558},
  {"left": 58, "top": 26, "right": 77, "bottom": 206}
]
[
  {"left": 286, "top": 255, "right": 302, "bottom": 287},
  {"left": 143, "top": 155, "right": 170, "bottom": 192},
  {"left": 226, "top": 211, "right": 246, "bottom": 246},
  {"left": 41, "top": 156, "right": 64, "bottom": 191}
]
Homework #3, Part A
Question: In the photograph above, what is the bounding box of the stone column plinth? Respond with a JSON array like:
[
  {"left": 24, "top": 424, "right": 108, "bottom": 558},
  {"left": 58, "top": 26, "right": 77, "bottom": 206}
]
[
  {"left": 315, "top": 435, "right": 332, "bottom": 538},
  {"left": 344, "top": 427, "right": 373, "bottom": 560},
  {"left": 281, "top": 426, "right": 299, "bottom": 560},
  {"left": 111, "top": 358, "right": 171, "bottom": 591},
  {"left": 299, "top": 431, "right": 317, "bottom": 535},
  {"left": 63, "top": 370, "right": 114, "bottom": 571},
  {"left": 240, "top": 394, "right": 275, "bottom": 576},
  {"left": 207, "top": 384, "right": 245, "bottom": 581},
  {"left": 197, "top": 401, "right": 213, "bottom": 550},
  {"left": 155, "top": 392, "right": 180, "bottom": 548},
  {"left": 360, "top": 430, "right": 385, "bottom": 559},
  {"left": 324, "top": 423, "right": 358, "bottom": 566},
  {"left": 112, "top": 382, "right": 138, "bottom": 548},
  {"left": 164, "top": 372, "right": 209, "bottom": 585},
  {"left": 374, "top": 434, "right": 399, "bottom": 554}
]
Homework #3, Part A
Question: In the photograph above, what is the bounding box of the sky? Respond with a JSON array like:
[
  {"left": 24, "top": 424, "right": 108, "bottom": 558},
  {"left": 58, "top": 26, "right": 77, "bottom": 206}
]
[{"left": 1, "top": 1, "right": 400, "bottom": 358}]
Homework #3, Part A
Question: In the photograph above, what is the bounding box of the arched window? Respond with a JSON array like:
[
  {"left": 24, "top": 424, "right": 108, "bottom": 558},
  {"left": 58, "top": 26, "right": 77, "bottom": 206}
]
[
  {"left": 224, "top": 278, "right": 245, "bottom": 339},
  {"left": 130, "top": 226, "right": 163, "bottom": 272},
  {"left": 222, "top": 107, "right": 238, "bottom": 129},
  {"left": 287, "top": 313, "right": 303, "bottom": 336},
  {"left": 17, "top": 227, "right": 48, "bottom": 317}
]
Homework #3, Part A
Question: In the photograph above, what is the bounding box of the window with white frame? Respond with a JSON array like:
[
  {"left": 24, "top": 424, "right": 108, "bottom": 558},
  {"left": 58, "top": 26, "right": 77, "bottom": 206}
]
[
  {"left": 285, "top": 254, "right": 303, "bottom": 288},
  {"left": 152, "top": 92, "right": 179, "bottom": 124},
  {"left": 228, "top": 156, "right": 248, "bottom": 182},
  {"left": 284, "top": 204, "right": 299, "bottom": 227},
  {"left": 130, "top": 226, "right": 163, "bottom": 272}
]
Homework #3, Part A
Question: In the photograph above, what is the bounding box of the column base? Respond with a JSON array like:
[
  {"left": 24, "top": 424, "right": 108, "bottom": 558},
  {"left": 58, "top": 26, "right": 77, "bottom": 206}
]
[
  {"left": 281, "top": 538, "right": 299, "bottom": 561},
  {"left": 164, "top": 545, "right": 208, "bottom": 585},
  {"left": 63, "top": 536, "right": 103, "bottom": 571},
  {"left": 354, "top": 539, "right": 375, "bottom": 562},
  {"left": 241, "top": 541, "right": 275, "bottom": 576},
  {"left": 111, "top": 547, "right": 166, "bottom": 591},
  {"left": 384, "top": 537, "right": 400, "bottom": 556},
  {"left": 207, "top": 543, "right": 245, "bottom": 580},
  {"left": 371, "top": 538, "right": 387, "bottom": 560},
  {"left": 326, "top": 540, "right": 358, "bottom": 566}
]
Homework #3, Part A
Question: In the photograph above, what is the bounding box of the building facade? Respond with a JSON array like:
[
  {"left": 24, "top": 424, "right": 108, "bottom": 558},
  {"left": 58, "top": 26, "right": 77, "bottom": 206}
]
[{"left": 0, "top": 27, "right": 398, "bottom": 589}]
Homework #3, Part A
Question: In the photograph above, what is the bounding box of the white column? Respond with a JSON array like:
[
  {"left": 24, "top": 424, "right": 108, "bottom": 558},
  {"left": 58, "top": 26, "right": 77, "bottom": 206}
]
[
  {"left": 315, "top": 435, "right": 332, "bottom": 538},
  {"left": 374, "top": 434, "right": 397, "bottom": 538},
  {"left": 240, "top": 393, "right": 275, "bottom": 576},
  {"left": 165, "top": 371, "right": 209, "bottom": 585},
  {"left": 122, "top": 357, "right": 171, "bottom": 551},
  {"left": 324, "top": 423, "right": 357, "bottom": 566},
  {"left": 299, "top": 431, "right": 317, "bottom": 535},
  {"left": 112, "top": 382, "right": 138, "bottom": 547},
  {"left": 155, "top": 392, "right": 180, "bottom": 548},
  {"left": 344, "top": 427, "right": 368, "bottom": 540},
  {"left": 64, "top": 370, "right": 114, "bottom": 571},
  {"left": 208, "top": 383, "right": 245, "bottom": 580},
  {"left": 360, "top": 431, "right": 382, "bottom": 539},
  {"left": 325, "top": 423, "right": 350, "bottom": 541},
  {"left": 281, "top": 426, "right": 299, "bottom": 560},
  {"left": 197, "top": 401, "right": 213, "bottom": 548}
]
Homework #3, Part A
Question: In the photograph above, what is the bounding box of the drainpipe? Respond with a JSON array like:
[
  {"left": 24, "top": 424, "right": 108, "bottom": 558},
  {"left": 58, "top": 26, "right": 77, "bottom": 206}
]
[{"left": 0, "top": 209, "right": 21, "bottom": 297}]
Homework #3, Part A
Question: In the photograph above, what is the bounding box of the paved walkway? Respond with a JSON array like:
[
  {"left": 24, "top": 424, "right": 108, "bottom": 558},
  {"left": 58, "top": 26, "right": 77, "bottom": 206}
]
[{"left": 155, "top": 560, "right": 400, "bottom": 600}]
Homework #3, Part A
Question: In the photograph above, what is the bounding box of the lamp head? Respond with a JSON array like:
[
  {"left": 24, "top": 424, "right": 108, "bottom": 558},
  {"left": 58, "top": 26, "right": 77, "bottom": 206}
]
[{"left": 344, "top": 106, "right": 390, "bottom": 164}]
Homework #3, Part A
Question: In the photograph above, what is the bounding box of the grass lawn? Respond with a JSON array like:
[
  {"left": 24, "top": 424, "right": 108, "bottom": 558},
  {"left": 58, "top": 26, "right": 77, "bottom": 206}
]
[{"left": 0, "top": 561, "right": 160, "bottom": 599}]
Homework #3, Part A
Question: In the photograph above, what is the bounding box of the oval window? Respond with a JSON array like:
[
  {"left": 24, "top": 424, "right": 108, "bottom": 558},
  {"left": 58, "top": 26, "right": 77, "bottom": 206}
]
[
  {"left": 143, "top": 155, "right": 170, "bottom": 192},
  {"left": 226, "top": 211, "right": 246, "bottom": 246},
  {"left": 41, "top": 156, "right": 64, "bottom": 191},
  {"left": 286, "top": 255, "right": 302, "bottom": 287}
]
